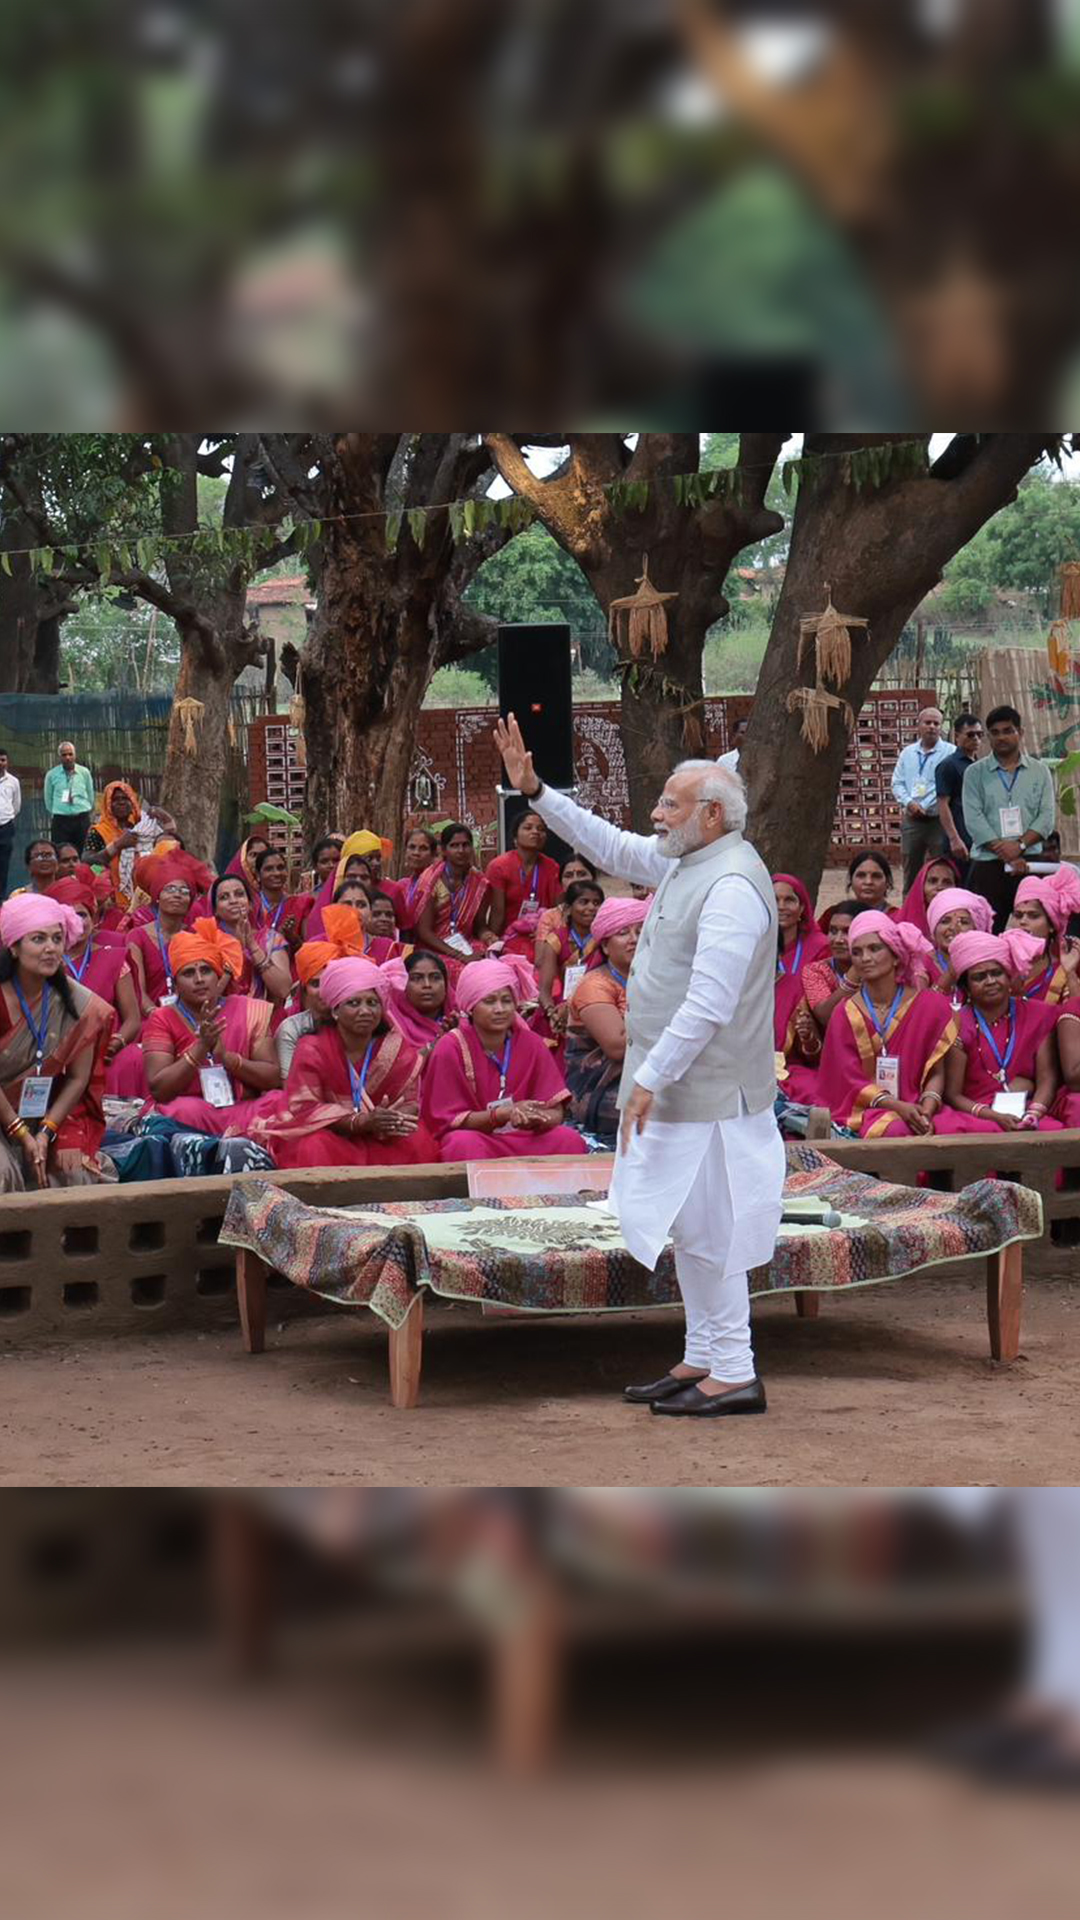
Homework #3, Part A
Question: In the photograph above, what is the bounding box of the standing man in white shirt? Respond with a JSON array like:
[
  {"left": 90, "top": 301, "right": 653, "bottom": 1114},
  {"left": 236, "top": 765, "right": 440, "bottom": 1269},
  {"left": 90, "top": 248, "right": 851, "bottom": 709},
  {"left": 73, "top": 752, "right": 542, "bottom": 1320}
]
[
  {"left": 0, "top": 749, "right": 22, "bottom": 900},
  {"left": 890, "top": 706, "right": 953, "bottom": 892},
  {"left": 494, "top": 712, "right": 786, "bottom": 1420}
]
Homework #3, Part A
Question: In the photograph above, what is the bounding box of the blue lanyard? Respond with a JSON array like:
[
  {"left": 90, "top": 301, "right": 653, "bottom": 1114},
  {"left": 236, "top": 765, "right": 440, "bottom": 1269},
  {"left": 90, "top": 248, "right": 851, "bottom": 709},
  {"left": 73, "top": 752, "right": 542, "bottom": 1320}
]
[
  {"left": 483, "top": 1036, "right": 513, "bottom": 1099},
  {"left": 1022, "top": 961, "right": 1054, "bottom": 1001},
  {"left": 13, "top": 980, "right": 51, "bottom": 1066},
  {"left": 995, "top": 764, "right": 1021, "bottom": 797},
  {"left": 518, "top": 861, "right": 539, "bottom": 902},
  {"left": 154, "top": 911, "right": 174, "bottom": 988},
  {"left": 777, "top": 936, "right": 803, "bottom": 979},
  {"left": 934, "top": 949, "right": 949, "bottom": 973},
  {"left": 860, "top": 984, "right": 904, "bottom": 1041},
  {"left": 916, "top": 749, "right": 936, "bottom": 778},
  {"left": 973, "top": 1001, "right": 1017, "bottom": 1083},
  {"left": 65, "top": 941, "right": 93, "bottom": 984},
  {"left": 569, "top": 927, "right": 591, "bottom": 958},
  {"left": 174, "top": 996, "right": 217, "bottom": 1064},
  {"left": 348, "top": 1041, "right": 376, "bottom": 1109},
  {"left": 445, "top": 866, "right": 469, "bottom": 931},
  {"left": 259, "top": 891, "right": 284, "bottom": 930},
  {"left": 606, "top": 961, "right": 628, "bottom": 986}
]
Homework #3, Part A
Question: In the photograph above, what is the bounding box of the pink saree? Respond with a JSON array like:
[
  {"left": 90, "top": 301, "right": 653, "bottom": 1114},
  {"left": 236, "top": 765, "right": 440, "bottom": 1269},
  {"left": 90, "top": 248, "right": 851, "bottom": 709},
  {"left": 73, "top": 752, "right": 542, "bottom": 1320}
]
[
  {"left": 143, "top": 993, "right": 274, "bottom": 1137},
  {"left": 421, "top": 1020, "right": 586, "bottom": 1161},
  {"left": 934, "top": 998, "right": 1063, "bottom": 1135},
  {"left": 815, "top": 988, "right": 957, "bottom": 1138},
  {"left": 248, "top": 1024, "right": 438, "bottom": 1169}
]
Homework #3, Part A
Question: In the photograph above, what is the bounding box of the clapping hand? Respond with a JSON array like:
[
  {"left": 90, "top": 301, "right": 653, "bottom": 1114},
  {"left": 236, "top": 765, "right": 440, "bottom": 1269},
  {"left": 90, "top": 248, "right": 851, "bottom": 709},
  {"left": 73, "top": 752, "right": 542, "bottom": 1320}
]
[
  {"left": 197, "top": 1009, "right": 226, "bottom": 1055},
  {"left": 493, "top": 713, "right": 538, "bottom": 795}
]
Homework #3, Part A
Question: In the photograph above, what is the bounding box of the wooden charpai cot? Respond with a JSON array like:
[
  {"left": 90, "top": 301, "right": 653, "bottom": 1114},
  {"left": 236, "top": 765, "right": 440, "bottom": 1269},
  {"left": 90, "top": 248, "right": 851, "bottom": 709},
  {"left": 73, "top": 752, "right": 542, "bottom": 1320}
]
[{"left": 226, "top": 1138, "right": 1056, "bottom": 1409}]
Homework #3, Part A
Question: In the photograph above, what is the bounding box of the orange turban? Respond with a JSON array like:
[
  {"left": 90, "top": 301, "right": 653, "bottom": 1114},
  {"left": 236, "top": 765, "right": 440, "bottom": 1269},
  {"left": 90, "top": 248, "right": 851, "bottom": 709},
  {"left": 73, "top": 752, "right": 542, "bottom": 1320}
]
[
  {"left": 134, "top": 849, "right": 214, "bottom": 903},
  {"left": 294, "top": 904, "right": 366, "bottom": 988},
  {"left": 168, "top": 916, "right": 243, "bottom": 980}
]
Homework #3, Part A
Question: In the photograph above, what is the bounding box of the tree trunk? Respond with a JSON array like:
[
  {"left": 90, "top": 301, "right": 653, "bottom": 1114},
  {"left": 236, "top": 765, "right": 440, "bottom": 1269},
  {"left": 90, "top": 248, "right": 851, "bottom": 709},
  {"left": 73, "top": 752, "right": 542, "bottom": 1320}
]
[
  {"left": 302, "top": 540, "right": 437, "bottom": 845},
  {"left": 0, "top": 568, "right": 37, "bottom": 692},
  {"left": 743, "top": 434, "right": 1051, "bottom": 891},
  {"left": 28, "top": 612, "right": 63, "bottom": 694}
]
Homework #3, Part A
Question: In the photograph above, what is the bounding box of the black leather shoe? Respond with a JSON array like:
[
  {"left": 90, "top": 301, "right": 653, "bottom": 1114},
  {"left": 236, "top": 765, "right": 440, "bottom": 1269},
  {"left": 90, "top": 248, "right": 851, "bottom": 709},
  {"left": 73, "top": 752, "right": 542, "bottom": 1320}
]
[
  {"left": 624, "top": 1371, "right": 707, "bottom": 1405},
  {"left": 651, "top": 1377, "right": 767, "bottom": 1417}
]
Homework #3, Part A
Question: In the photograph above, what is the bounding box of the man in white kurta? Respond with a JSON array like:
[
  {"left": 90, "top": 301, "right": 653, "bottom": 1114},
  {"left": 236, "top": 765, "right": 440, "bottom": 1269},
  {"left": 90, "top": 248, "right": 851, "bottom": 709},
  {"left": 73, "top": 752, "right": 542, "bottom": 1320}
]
[{"left": 493, "top": 716, "right": 786, "bottom": 1419}]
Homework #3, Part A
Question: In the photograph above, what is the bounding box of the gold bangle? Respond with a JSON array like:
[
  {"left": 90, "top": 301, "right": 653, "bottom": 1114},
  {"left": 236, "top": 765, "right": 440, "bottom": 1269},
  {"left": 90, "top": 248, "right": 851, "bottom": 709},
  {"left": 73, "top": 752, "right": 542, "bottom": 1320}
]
[{"left": 41, "top": 1118, "right": 59, "bottom": 1138}]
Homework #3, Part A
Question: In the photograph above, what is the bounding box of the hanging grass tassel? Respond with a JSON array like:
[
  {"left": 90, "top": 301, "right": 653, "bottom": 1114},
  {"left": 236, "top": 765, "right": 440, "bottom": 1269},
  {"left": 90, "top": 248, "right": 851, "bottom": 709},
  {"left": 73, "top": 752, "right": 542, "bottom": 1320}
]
[
  {"left": 1060, "top": 562, "right": 1080, "bottom": 620},
  {"left": 608, "top": 554, "right": 679, "bottom": 661},
  {"left": 786, "top": 685, "right": 855, "bottom": 753},
  {"left": 174, "top": 697, "right": 205, "bottom": 757},
  {"left": 1048, "top": 619, "right": 1072, "bottom": 681},
  {"left": 798, "top": 583, "right": 870, "bottom": 689}
]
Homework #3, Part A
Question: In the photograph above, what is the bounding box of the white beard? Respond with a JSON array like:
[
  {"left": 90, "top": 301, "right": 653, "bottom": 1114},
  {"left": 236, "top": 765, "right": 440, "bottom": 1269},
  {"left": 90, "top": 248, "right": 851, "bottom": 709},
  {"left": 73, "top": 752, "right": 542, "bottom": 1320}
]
[{"left": 654, "top": 808, "right": 706, "bottom": 860}]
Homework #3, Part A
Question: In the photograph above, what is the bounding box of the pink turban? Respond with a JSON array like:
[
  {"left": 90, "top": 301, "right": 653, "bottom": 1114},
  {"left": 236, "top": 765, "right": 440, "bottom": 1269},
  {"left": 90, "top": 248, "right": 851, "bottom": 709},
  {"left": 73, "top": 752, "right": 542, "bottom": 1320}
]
[
  {"left": 949, "top": 929, "right": 1046, "bottom": 984},
  {"left": 848, "top": 910, "right": 934, "bottom": 984},
  {"left": 318, "top": 955, "right": 408, "bottom": 1012},
  {"left": 1014, "top": 865, "right": 1080, "bottom": 935},
  {"left": 0, "top": 893, "right": 83, "bottom": 951},
  {"left": 591, "top": 895, "right": 652, "bottom": 945},
  {"left": 455, "top": 954, "right": 538, "bottom": 1017},
  {"left": 926, "top": 888, "right": 994, "bottom": 941}
]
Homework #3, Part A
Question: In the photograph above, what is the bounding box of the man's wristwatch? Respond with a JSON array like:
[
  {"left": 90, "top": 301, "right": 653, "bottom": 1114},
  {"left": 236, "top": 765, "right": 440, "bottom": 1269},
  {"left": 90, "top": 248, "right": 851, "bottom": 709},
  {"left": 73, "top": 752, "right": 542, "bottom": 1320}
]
[{"left": 522, "top": 778, "right": 543, "bottom": 800}]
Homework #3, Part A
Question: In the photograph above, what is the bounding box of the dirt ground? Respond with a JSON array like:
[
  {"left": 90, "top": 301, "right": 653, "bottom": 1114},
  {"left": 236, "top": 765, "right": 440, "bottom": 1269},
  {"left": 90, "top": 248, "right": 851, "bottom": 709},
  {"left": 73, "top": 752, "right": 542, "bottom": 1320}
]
[{"left": 4, "top": 1267, "right": 1080, "bottom": 1487}]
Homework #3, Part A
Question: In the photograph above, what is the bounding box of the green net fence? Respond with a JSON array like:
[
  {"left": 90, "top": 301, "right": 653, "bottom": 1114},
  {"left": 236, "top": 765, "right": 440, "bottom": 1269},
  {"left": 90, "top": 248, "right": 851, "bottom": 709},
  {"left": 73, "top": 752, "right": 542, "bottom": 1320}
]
[{"left": 0, "top": 689, "right": 264, "bottom": 870}]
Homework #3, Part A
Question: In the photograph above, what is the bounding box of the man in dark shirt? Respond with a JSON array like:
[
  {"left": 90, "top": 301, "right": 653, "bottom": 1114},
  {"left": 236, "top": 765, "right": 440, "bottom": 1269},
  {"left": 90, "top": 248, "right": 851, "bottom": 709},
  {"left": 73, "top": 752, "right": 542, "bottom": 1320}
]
[{"left": 935, "top": 712, "right": 983, "bottom": 867}]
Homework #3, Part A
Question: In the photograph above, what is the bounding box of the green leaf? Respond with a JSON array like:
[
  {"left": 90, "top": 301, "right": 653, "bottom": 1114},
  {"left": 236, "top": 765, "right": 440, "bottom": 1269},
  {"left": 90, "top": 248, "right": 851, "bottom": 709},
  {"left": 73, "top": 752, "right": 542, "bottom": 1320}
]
[
  {"left": 407, "top": 508, "right": 428, "bottom": 550},
  {"left": 96, "top": 543, "right": 112, "bottom": 585},
  {"left": 0, "top": 551, "right": 11, "bottom": 576},
  {"left": 385, "top": 509, "right": 402, "bottom": 555},
  {"left": 1060, "top": 786, "right": 1077, "bottom": 816},
  {"left": 1056, "top": 750, "right": 1080, "bottom": 778},
  {"left": 448, "top": 500, "right": 465, "bottom": 541},
  {"left": 463, "top": 498, "right": 477, "bottom": 538},
  {"left": 246, "top": 802, "right": 303, "bottom": 827}
]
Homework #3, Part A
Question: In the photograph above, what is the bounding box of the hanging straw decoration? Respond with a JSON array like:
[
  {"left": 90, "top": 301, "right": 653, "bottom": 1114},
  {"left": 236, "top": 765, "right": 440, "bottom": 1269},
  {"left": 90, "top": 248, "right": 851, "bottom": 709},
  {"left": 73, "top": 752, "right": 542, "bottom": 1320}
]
[
  {"left": 1048, "top": 619, "right": 1072, "bottom": 681},
  {"left": 608, "top": 554, "right": 678, "bottom": 660},
  {"left": 786, "top": 686, "right": 855, "bottom": 754},
  {"left": 174, "top": 697, "right": 205, "bottom": 757},
  {"left": 1060, "top": 562, "right": 1080, "bottom": 620},
  {"left": 797, "top": 583, "right": 869, "bottom": 689}
]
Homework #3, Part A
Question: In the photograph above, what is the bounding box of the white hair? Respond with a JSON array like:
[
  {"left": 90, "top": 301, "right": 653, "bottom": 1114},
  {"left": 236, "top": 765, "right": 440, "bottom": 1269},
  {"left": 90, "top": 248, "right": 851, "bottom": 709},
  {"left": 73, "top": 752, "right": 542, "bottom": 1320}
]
[{"left": 673, "top": 758, "right": 748, "bottom": 832}]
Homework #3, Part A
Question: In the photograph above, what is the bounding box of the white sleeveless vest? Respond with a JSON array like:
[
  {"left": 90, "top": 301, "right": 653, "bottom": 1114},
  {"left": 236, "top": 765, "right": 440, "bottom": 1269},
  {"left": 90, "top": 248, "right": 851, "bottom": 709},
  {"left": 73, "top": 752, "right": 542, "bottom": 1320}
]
[{"left": 619, "top": 830, "right": 778, "bottom": 1123}]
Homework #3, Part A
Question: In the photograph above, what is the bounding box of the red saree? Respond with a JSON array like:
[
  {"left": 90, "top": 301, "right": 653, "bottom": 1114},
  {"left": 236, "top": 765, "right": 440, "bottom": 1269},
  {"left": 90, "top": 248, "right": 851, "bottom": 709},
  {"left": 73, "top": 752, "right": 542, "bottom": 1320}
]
[
  {"left": 814, "top": 988, "right": 957, "bottom": 1138},
  {"left": 144, "top": 994, "right": 274, "bottom": 1137},
  {"left": 251, "top": 1024, "right": 438, "bottom": 1169},
  {"left": 413, "top": 862, "right": 493, "bottom": 977},
  {"left": 773, "top": 878, "right": 830, "bottom": 1100},
  {"left": 421, "top": 1020, "right": 585, "bottom": 1161},
  {"left": 0, "top": 979, "right": 113, "bottom": 1180}
]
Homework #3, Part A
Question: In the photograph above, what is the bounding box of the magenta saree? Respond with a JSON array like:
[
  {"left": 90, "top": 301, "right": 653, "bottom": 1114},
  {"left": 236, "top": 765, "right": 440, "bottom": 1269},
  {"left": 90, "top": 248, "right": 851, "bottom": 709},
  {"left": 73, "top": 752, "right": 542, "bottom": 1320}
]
[
  {"left": 815, "top": 987, "right": 957, "bottom": 1138},
  {"left": 934, "top": 998, "right": 1063, "bottom": 1135},
  {"left": 421, "top": 1020, "right": 586, "bottom": 1161}
]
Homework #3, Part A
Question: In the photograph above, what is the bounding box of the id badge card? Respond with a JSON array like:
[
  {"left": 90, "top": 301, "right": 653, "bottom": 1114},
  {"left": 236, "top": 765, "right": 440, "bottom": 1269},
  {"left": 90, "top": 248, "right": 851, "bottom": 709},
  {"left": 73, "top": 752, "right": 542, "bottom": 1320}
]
[
  {"left": 875, "top": 1055, "right": 900, "bottom": 1099},
  {"left": 999, "top": 805, "right": 1022, "bottom": 838},
  {"left": 992, "top": 1090, "right": 1028, "bottom": 1119},
  {"left": 913, "top": 780, "right": 927, "bottom": 798},
  {"left": 158, "top": 993, "right": 177, "bottom": 1009},
  {"left": 199, "top": 1065, "right": 234, "bottom": 1108},
  {"left": 18, "top": 1075, "right": 54, "bottom": 1119},
  {"left": 562, "top": 964, "right": 587, "bottom": 1002},
  {"left": 445, "top": 931, "right": 473, "bottom": 957}
]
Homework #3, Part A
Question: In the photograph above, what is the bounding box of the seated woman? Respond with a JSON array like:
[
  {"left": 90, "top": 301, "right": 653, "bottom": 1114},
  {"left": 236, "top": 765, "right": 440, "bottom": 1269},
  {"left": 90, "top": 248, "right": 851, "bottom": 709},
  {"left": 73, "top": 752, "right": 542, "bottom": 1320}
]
[
  {"left": 381, "top": 826, "right": 437, "bottom": 938},
  {"left": 1051, "top": 999, "right": 1080, "bottom": 1126},
  {"left": 143, "top": 922, "right": 280, "bottom": 1137},
  {"left": 43, "top": 878, "right": 141, "bottom": 1073},
  {"left": 0, "top": 895, "right": 115, "bottom": 1189},
  {"left": 125, "top": 859, "right": 195, "bottom": 1014},
  {"left": 818, "top": 849, "right": 895, "bottom": 933},
  {"left": 803, "top": 898, "right": 860, "bottom": 1032},
  {"left": 413, "top": 822, "right": 496, "bottom": 978},
  {"left": 310, "top": 834, "right": 346, "bottom": 898},
  {"left": 564, "top": 896, "right": 649, "bottom": 1146},
  {"left": 274, "top": 906, "right": 367, "bottom": 1078},
  {"left": 485, "top": 809, "right": 562, "bottom": 955},
  {"left": 210, "top": 874, "right": 293, "bottom": 1003},
  {"left": 934, "top": 929, "right": 1062, "bottom": 1134},
  {"left": 367, "top": 889, "right": 404, "bottom": 947},
  {"left": 536, "top": 878, "right": 604, "bottom": 1039},
  {"left": 304, "top": 829, "right": 386, "bottom": 939},
  {"left": 252, "top": 846, "right": 314, "bottom": 954},
  {"left": 895, "top": 855, "right": 964, "bottom": 937},
  {"left": 924, "top": 887, "right": 994, "bottom": 1004},
  {"left": 55, "top": 842, "right": 83, "bottom": 881},
  {"left": 773, "top": 873, "right": 831, "bottom": 1099},
  {"left": 388, "top": 951, "right": 457, "bottom": 1060},
  {"left": 814, "top": 911, "right": 957, "bottom": 1138},
  {"left": 532, "top": 854, "right": 600, "bottom": 957},
  {"left": 422, "top": 956, "right": 587, "bottom": 1161},
  {"left": 13, "top": 839, "right": 60, "bottom": 897},
  {"left": 256, "top": 955, "right": 439, "bottom": 1171},
  {"left": 1009, "top": 867, "right": 1080, "bottom": 1003}
]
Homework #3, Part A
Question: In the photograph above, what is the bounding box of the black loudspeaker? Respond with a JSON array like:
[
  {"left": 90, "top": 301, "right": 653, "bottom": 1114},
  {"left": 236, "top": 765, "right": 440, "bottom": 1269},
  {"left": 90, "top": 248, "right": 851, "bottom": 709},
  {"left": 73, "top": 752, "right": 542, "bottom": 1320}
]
[
  {"left": 497, "top": 787, "right": 575, "bottom": 867},
  {"left": 497, "top": 622, "right": 575, "bottom": 789}
]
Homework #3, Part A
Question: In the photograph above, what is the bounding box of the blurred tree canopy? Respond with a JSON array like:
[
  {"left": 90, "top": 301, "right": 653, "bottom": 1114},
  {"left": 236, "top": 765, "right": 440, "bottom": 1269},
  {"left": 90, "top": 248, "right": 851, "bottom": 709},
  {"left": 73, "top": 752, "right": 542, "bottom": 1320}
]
[{"left": 940, "top": 469, "right": 1080, "bottom": 619}]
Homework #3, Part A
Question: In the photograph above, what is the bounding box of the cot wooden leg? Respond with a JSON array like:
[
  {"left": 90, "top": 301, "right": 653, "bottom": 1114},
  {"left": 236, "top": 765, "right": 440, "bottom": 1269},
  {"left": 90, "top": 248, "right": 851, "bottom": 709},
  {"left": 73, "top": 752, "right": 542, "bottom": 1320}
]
[
  {"left": 987, "top": 1243, "right": 1023, "bottom": 1363},
  {"left": 388, "top": 1293, "right": 424, "bottom": 1408},
  {"left": 794, "top": 1291, "right": 821, "bottom": 1318},
  {"left": 236, "top": 1249, "right": 268, "bottom": 1354},
  {"left": 489, "top": 1582, "right": 562, "bottom": 1774},
  {"left": 213, "top": 1499, "right": 274, "bottom": 1675}
]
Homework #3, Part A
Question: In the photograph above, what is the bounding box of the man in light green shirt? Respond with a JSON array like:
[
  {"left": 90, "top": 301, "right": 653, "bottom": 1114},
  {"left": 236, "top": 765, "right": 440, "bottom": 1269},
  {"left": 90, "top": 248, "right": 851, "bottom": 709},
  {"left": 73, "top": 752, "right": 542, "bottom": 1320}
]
[
  {"left": 962, "top": 705, "right": 1057, "bottom": 931},
  {"left": 43, "top": 741, "right": 96, "bottom": 854}
]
